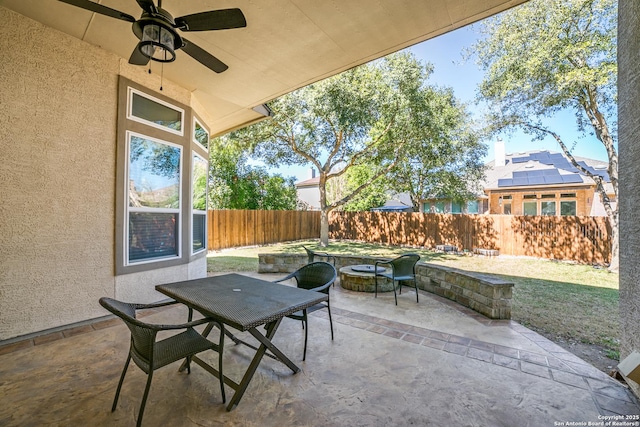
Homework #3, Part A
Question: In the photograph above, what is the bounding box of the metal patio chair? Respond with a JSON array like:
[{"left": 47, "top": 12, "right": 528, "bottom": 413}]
[
  {"left": 374, "top": 253, "right": 421, "bottom": 305},
  {"left": 274, "top": 261, "right": 337, "bottom": 360},
  {"left": 99, "top": 297, "right": 225, "bottom": 427}
]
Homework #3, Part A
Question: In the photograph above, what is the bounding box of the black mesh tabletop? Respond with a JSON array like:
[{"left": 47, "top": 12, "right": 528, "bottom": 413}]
[{"left": 156, "top": 274, "right": 328, "bottom": 331}]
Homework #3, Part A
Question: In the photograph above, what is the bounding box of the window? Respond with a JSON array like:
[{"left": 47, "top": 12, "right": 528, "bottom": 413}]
[
  {"left": 193, "top": 117, "right": 209, "bottom": 151},
  {"left": 541, "top": 201, "right": 556, "bottom": 216},
  {"left": 116, "top": 78, "right": 208, "bottom": 275},
  {"left": 503, "top": 203, "right": 512, "bottom": 215},
  {"left": 466, "top": 200, "right": 479, "bottom": 214},
  {"left": 434, "top": 201, "right": 445, "bottom": 213},
  {"left": 192, "top": 153, "right": 207, "bottom": 253},
  {"left": 523, "top": 194, "right": 537, "bottom": 200},
  {"left": 541, "top": 194, "right": 555, "bottom": 199},
  {"left": 127, "top": 87, "right": 184, "bottom": 135},
  {"left": 523, "top": 201, "right": 537, "bottom": 215},
  {"left": 561, "top": 193, "right": 576, "bottom": 198},
  {"left": 126, "top": 133, "right": 182, "bottom": 263},
  {"left": 561, "top": 201, "right": 577, "bottom": 216},
  {"left": 451, "top": 201, "right": 462, "bottom": 214}
]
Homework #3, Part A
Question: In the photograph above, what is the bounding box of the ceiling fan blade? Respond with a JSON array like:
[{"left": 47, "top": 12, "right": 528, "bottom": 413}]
[
  {"left": 181, "top": 38, "right": 228, "bottom": 73},
  {"left": 128, "top": 44, "right": 150, "bottom": 66},
  {"left": 136, "top": 0, "right": 157, "bottom": 14},
  {"left": 175, "top": 8, "right": 247, "bottom": 32},
  {"left": 57, "top": 0, "right": 136, "bottom": 22}
]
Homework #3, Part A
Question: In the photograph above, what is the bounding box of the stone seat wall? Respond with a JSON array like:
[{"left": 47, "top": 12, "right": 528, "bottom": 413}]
[{"left": 258, "top": 253, "right": 513, "bottom": 320}]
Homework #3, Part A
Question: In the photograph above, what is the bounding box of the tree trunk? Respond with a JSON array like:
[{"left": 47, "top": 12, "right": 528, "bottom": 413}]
[
  {"left": 320, "top": 209, "right": 329, "bottom": 247},
  {"left": 608, "top": 212, "right": 619, "bottom": 272}
]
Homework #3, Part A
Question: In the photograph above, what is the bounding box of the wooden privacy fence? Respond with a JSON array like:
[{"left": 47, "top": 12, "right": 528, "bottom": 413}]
[
  {"left": 208, "top": 210, "right": 321, "bottom": 251},
  {"left": 329, "top": 212, "right": 611, "bottom": 265}
]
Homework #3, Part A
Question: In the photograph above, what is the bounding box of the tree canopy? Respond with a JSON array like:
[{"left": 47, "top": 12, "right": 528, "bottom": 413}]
[
  {"left": 224, "top": 51, "right": 484, "bottom": 246},
  {"left": 470, "top": 0, "right": 618, "bottom": 270},
  {"left": 208, "top": 138, "right": 297, "bottom": 210}
]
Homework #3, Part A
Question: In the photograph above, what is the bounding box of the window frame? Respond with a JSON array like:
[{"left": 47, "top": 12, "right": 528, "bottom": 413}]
[
  {"left": 115, "top": 77, "right": 208, "bottom": 276},
  {"left": 127, "top": 87, "right": 185, "bottom": 136},
  {"left": 124, "top": 131, "right": 183, "bottom": 266},
  {"left": 193, "top": 116, "right": 210, "bottom": 152},
  {"left": 191, "top": 151, "right": 208, "bottom": 255}
]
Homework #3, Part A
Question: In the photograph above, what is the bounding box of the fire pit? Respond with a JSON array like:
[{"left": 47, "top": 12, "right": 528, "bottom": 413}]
[{"left": 339, "top": 264, "right": 394, "bottom": 293}]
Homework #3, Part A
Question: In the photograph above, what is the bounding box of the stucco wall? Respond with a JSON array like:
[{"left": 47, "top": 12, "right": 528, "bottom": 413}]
[
  {"left": 0, "top": 7, "right": 207, "bottom": 341},
  {"left": 619, "top": 0, "right": 640, "bottom": 393}
]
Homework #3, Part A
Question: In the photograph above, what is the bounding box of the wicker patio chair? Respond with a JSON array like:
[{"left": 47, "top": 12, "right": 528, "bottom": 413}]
[
  {"left": 274, "top": 261, "right": 337, "bottom": 360},
  {"left": 374, "top": 253, "right": 421, "bottom": 305},
  {"left": 99, "top": 297, "right": 225, "bottom": 427},
  {"left": 303, "top": 245, "right": 336, "bottom": 265}
]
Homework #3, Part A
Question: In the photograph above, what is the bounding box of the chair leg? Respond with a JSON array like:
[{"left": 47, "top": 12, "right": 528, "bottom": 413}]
[
  {"left": 374, "top": 275, "right": 378, "bottom": 298},
  {"left": 218, "top": 324, "right": 226, "bottom": 403},
  {"left": 327, "top": 302, "right": 334, "bottom": 341},
  {"left": 393, "top": 281, "right": 398, "bottom": 305},
  {"left": 414, "top": 279, "right": 419, "bottom": 303},
  {"left": 137, "top": 370, "right": 154, "bottom": 427},
  {"left": 302, "top": 314, "right": 308, "bottom": 361},
  {"left": 112, "top": 354, "right": 131, "bottom": 412}
]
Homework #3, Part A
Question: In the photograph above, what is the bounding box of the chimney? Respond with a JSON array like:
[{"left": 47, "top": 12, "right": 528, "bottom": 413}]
[
  {"left": 495, "top": 139, "right": 505, "bottom": 167},
  {"left": 310, "top": 168, "right": 316, "bottom": 179}
]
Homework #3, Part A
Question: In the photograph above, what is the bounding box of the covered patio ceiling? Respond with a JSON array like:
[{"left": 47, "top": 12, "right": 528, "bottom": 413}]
[{"left": 0, "top": 0, "right": 527, "bottom": 136}]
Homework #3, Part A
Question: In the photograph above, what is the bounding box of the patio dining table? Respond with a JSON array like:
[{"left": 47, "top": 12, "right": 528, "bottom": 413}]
[{"left": 155, "top": 273, "right": 328, "bottom": 411}]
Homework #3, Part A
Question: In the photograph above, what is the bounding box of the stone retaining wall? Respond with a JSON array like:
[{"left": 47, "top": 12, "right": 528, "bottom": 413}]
[{"left": 258, "top": 253, "right": 513, "bottom": 319}]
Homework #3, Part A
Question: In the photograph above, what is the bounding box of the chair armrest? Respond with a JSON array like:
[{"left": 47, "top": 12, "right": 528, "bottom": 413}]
[
  {"left": 273, "top": 271, "right": 297, "bottom": 283},
  {"left": 132, "top": 299, "right": 180, "bottom": 310}
]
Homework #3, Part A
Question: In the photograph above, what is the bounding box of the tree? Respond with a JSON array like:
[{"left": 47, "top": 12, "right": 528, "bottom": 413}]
[
  {"left": 388, "top": 86, "right": 486, "bottom": 211},
  {"left": 208, "top": 138, "right": 297, "bottom": 210},
  {"left": 340, "top": 164, "right": 389, "bottom": 212},
  {"left": 470, "top": 0, "right": 618, "bottom": 270},
  {"left": 228, "top": 52, "right": 476, "bottom": 246}
]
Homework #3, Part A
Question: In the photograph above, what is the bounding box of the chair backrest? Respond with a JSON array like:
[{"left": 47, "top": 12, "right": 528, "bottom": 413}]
[
  {"left": 390, "top": 254, "right": 421, "bottom": 277},
  {"left": 99, "top": 297, "right": 156, "bottom": 365},
  {"left": 292, "top": 261, "right": 337, "bottom": 293},
  {"left": 303, "top": 246, "right": 316, "bottom": 264}
]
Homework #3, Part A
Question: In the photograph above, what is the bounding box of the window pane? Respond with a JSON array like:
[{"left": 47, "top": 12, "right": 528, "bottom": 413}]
[
  {"left": 523, "top": 201, "right": 537, "bottom": 215},
  {"left": 129, "top": 212, "right": 178, "bottom": 261},
  {"left": 129, "top": 136, "right": 181, "bottom": 209},
  {"left": 561, "top": 201, "right": 577, "bottom": 216},
  {"left": 435, "top": 202, "right": 445, "bottom": 213},
  {"left": 466, "top": 201, "right": 479, "bottom": 214},
  {"left": 541, "top": 201, "right": 556, "bottom": 216},
  {"left": 504, "top": 203, "right": 512, "bottom": 215},
  {"left": 451, "top": 201, "right": 462, "bottom": 214},
  {"left": 192, "top": 154, "right": 207, "bottom": 211},
  {"left": 194, "top": 121, "right": 209, "bottom": 150},
  {"left": 131, "top": 92, "right": 182, "bottom": 132},
  {"left": 193, "top": 213, "right": 206, "bottom": 252}
]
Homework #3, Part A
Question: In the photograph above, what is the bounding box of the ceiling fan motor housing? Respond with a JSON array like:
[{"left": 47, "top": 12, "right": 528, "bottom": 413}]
[{"left": 133, "top": 8, "right": 184, "bottom": 62}]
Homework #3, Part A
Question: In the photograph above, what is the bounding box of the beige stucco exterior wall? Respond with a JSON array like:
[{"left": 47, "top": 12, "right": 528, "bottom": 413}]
[
  {"left": 618, "top": 0, "right": 640, "bottom": 396},
  {"left": 0, "top": 7, "right": 208, "bottom": 341}
]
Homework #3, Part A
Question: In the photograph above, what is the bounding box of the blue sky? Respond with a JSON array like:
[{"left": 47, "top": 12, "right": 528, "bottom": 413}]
[{"left": 268, "top": 24, "right": 611, "bottom": 182}]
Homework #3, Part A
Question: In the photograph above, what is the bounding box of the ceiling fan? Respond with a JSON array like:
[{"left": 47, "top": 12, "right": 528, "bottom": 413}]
[{"left": 58, "top": 0, "right": 247, "bottom": 73}]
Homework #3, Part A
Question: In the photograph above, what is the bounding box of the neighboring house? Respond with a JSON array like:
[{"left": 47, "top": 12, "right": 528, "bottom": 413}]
[
  {"left": 422, "top": 141, "right": 614, "bottom": 217},
  {"left": 295, "top": 174, "right": 321, "bottom": 210},
  {"left": 295, "top": 171, "right": 413, "bottom": 211}
]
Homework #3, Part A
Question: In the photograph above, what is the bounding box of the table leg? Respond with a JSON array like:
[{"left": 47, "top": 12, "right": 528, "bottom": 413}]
[{"left": 225, "top": 318, "right": 300, "bottom": 411}]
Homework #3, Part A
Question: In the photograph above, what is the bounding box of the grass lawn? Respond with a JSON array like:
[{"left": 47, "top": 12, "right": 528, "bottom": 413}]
[{"left": 208, "top": 240, "right": 619, "bottom": 358}]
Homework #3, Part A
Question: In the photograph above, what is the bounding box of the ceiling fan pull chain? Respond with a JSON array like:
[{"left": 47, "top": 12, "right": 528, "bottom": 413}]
[{"left": 160, "top": 60, "right": 164, "bottom": 91}]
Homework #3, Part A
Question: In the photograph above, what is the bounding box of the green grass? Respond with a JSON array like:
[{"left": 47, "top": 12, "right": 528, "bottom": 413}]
[{"left": 207, "top": 240, "right": 620, "bottom": 354}]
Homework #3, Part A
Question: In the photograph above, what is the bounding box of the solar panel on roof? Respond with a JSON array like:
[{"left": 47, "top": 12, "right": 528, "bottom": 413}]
[
  {"left": 497, "top": 179, "right": 513, "bottom": 187},
  {"left": 513, "top": 171, "right": 527, "bottom": 178},
  {"left": 512, "top": 157, "right": 528, "bottom": 163},
  {"left": 527, "top": 170, "right": 545, "bottom": 177},
  {"left": 528, "top": 176, "right": 546, "bottom": 185},
  {"left": 543, "top": 169, "right": 560, "bottom": 176},
  {"left": 561, "top": 174, "right": 583, "bottom": 183},
  {"left": 544, "top": 176, "right": 564, "bottom": 184},
  {"left": 513, "top": 177, "right": 529, "bottom": 185}
]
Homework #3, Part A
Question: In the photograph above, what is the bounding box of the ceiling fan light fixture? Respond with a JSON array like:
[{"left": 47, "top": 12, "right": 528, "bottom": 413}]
[{"left": 139, "top": 23, "right": 177, "bottom": 62}]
